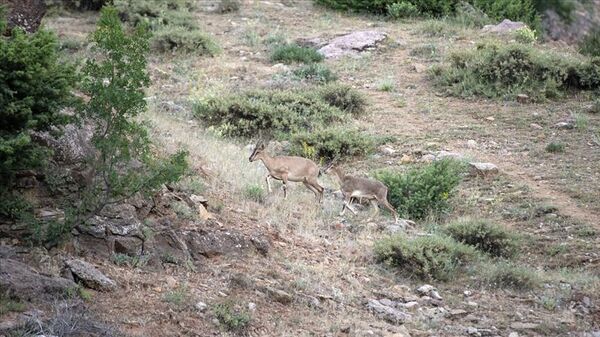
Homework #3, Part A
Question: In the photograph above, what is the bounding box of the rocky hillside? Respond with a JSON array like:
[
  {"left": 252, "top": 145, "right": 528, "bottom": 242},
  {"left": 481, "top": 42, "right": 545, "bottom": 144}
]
[{"left": 1, "top": 1, "right": 600, "bottom": 337}]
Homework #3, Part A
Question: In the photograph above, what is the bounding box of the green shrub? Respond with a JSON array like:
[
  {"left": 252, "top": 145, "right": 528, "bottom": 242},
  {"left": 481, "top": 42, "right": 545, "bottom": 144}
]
[
  {"left": 289, "top": 127, "right": 376, "bottom": 161},
  {"left": 419, "top": 20, "right": 457, "bottom": 38},
  {"left": 410, "top": 44, "right": 439, "bottom": 59},
  {"left": 217, "top": 0, "right": 241, "bottom": 13},
  {"left": 545, "top": 142, "right": 565, "bottom": 153},
  {"left": 374, "top": 234, "right": 478, "bottom": 281},
  {"left": 0, "top": 12, "right": 76, "bottom": 218},
  {"left": 480, "top": 261, "right": 541, "bottom": 290},
  {"left": 377, "top": 79, "right": 395, "bottom": 92},
  {"left": 374, "top": 159, "right": 464, "bottom": 220},
  {"left": 163, "top": 285, "right": 192, "bottom": 307},
  {"left": 579, "top": 28, "right": 600, "bottom": 58},
  {"left": 213, "top": 301, "right": 251, "bottom": 332},
  {"left": 471, "top": 0, "right": 540, "bottom": 31},
  {"left": 194, "top": 85, "right": 365, "bottom": 138},
  {"left": 291, "top": 63, "right": 338, "bottom": 84},
  {"left": 0, "top": 292, "right": 26, "bottom": 316},
  {"left": 451, "top": 1, "right": 491, "bottom": 28},
  {"left": 243, "top": 184, "right": 266, "bottom": 203},
  {"left": 387, "top": 1, "right": 420, "bottom": 19},
  {"left": 318, "top": 83, "right": 367, "bottom": 116},
  {"left": 271, "top": 43, "right": 324, "bottom": 64},
  {"left": 443, "top": 218, "right": 519, "bottom": 258},
  {"left": 432, "top": 41, "right": 600, "bottom": 101},
  {"left": 151, "top": 26, "right": 219, "bottom": 55},
  {"left": 513, "top": 27, "right": 537, "bottom": 44}
]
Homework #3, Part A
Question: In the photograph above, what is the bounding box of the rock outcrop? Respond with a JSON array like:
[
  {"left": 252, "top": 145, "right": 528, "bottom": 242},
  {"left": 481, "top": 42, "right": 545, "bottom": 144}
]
[{"left": 0, "top": 0, "right": 46, "bottom": 33}]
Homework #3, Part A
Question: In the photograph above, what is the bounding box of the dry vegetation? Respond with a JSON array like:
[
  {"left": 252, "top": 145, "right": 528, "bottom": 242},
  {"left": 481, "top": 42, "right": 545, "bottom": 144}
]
[{"left": 35, "top": 1, "right": 600, "bottom": 336}]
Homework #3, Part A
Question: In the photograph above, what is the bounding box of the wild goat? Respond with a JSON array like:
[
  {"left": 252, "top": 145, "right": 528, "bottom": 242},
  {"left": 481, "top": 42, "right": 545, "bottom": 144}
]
[
  {"left": 324, "top": 164, "right": 398, "bottom": 223},
  {"left": 249, "top": 141, "right": 324, "bottom": 202}
]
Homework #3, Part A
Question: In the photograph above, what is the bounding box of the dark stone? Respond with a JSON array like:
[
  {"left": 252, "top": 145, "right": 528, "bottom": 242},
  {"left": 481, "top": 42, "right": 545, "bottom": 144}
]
[
  {"left": 0, "top": 258, "right": 75, "bottom": 302},
  {"left": 0, "top": 0, "right": 46, "bottom": 34}
]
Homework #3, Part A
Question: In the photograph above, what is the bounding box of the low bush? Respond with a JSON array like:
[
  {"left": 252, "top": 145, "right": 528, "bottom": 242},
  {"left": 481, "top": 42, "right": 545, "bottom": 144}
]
[
  {"left": 480, "top": 261, "right": 541, "bottom": 290},
  {"left": 243, "top": 184, "right": 266, "bottom": 203},
  {"left": 194, "top": 84, "right": 365, "bottom": 138},
  {"left": 291, "top": 63, "right": 338, "bottom": 84},
  {"left": 431, "top": 41, "right": 600, "bottom": 101},
  {"left": 410, "top": 44, "right": 439, "bottom": 59},
  {"left": 443, "top": 218, "right": 519, "bottom": 258},
  {"left": 271, "top": 43, "right": 324, "bottom": 64},
  {"left": 374, "top": 234, "right": 478, "bottom": 281},
  {"left": 545, "top": 142, "right": 565, "bottom": 153},
  {"left": 151, "top": 26, "right": 219, "bottom": 55},
  {"left": 387, "top": 1, "right": 420, "bottom": 19},
  {"left": 579, "top": 28, "right": 600, "bottom": 58},
  {"left": 212, "top": 301, "right": 251, "bottom": 332},
  {"left": 451, "top": 1, "right": 491, "bottom": 28},
  {"left": 289, "top": 127, "right": 376, "bottom": 161},
  {"left": 374, "top": 159, "right": 464, "bottom": 220},
  {"left": 318, "top": 83, "right": 367, "bottom": 116},
  {"left": 513, "top": 27, "right": 537, "bottom": 44},
  {"left": 217, "top": 0, "right": 241, "bottom": 13}
]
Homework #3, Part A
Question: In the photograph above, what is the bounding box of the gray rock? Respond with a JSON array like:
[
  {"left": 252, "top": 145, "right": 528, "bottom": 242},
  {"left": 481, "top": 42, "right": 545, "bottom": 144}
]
[
  {"left": 469, "top": 162, "right": 499, "bottom": 177},
  {"left": 466, "top": 327, "right": 480, "bottom": 336},
  {"left": 65, "top": 259, "right": 116, "bottom": 292},
  {"left": 185, "top": 228, "right": 251, "bottom": 259},
  {"left": 318, "top": 31, "right": 387, "bottom": 58},
  {"left": 467, "top": 139, "right": 478, "bottom": 149},
  {"left": 379, "top": 298, "right": 394, "bottom": 307},
  {"left": 113, "top": 236, "right": 143, "bottom": 256},
  {"left": 2, "top": 0, "right": 46, "bottom": 33},
  {"left": 510, "top": 322, "right": 539, "bottom": 330},
  {"left": 508, "top": 332, "right": 519, "bottom": 337},
  {"left": 366, "top": 299, "right": 411, "bottom": 325},
  {"left": 379, "top": 146, "right": 396, "bottom": 155},
  {"left": 554, "top": 121, "right": 575, "bottom": 129},
  {"left": 530, "top": 123, "right": 543, "bottom": 130},
  {"left": 264, "top": 286, "right": 293, "bottom": 304},
  {"left": 435, "top": 151, "right": 464, "bottom": 161},
  {"left": 32, "top": 123, "right": 95, "bottom": 165},
  {"left": 0, "top": 258, "right": 76, "bottom": 302},
  {"left": 482, "top": 19, "right": 527, "bottom": 34},
  {"left": 195, "top": 301, "right": 208, "bottom": 312},
  {"left": 416, "top": 284, "right": 435, "bottom": 295}
]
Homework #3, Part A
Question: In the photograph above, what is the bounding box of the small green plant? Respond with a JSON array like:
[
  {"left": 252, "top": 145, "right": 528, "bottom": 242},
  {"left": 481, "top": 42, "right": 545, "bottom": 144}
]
[
  {"left": 270, "top": 43, "right": 324, "bottom": 64},
  {"left": 318, "top": 83, "right": 367, "bottom": 116},
  {"left": 451, "top": 1, "right": 491, "bottom": 28},
  {"left": 175, "top": 175, "right": 206, "bottom": 194},
  {"left": 387, "top": 1, "right": 419, "bottom": 19},
  {"left": 374, "top": 234, "right": 478, "bottom": 281},
  {"left": 540, "top": 296, "right": 558, "bottom": 311},
  {"left": 480, "top": 261, "right": 541, "bottom": 290},
  {"left": 151, "top": 26, "right": 220, "bottom": 55},
  {"left": 443, "top": 218, "right": 519, "bottom": 258},
  {"left": 243, "top": 30, "right": 260, "bottom": 47},
  {"left": 410, "top": 44, "right": 439, "bottom": 59},
  {"left": 574, "top": 113, "right": 589, "bottom": 130},
  {"left": 243, "top": 184, "right": 266, "bottom": 203},
  {"left": 112, "top": 253, "right": 149, "bottom": 268},
  {"left": 171, "top": 200, "right": 196, "bottom": 220},
  {"left": 289, "top": 127, "right": 376, "bottom": 161},
  {"left": 545, "top": 142, "right": 565, "bottom": 153},
  {"left": 579, "top": 28, "right": 600, "bottom": 57},
  {"left": 576, "top": 226, "right": 597, "bottom": 238},
  {"left": 513, "top": 27, "right": 537, "bottom": 44},
  {"left": 419, "top": 20, "right": 457, "bottom": 38},
  {"left": 212, "top": 301, "right": 251, "bottom": 332},
  {"left": 374, "top": 159, "right": 465, "bottom": 220},
  {"left": 161, "top": 252, "right": 180, "bottom": 264},
  {"left": 546, "top": 244, "right": 567, "bottom": 257},
  {"left": 0, "top": 292, "right": 26, "bottom": 316},
  {"left": 291, "top": 63, "right": 338, "bottom": 84},
  {"left": 163, "top": 285, "right": 191, "bottom": 307},
  {"left": 377, "top": 79, "right": 396, "bottom": 92},
  {"left": 217, "top": 0, "right": 241, "bottom": 13}
]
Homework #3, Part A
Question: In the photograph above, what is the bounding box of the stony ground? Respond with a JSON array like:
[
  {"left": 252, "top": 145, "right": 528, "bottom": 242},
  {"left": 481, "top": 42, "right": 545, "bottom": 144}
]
[{"left": 7, "top": 1, "right": 599, "bottom": 337}]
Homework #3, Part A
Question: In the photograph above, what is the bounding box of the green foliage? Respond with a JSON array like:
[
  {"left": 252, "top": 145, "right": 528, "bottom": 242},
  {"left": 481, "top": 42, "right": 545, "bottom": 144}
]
[
  {"left": 545, "top": 142, "right": 565, "bottom": 153},
  {"left": 318, "top": 83, "right": 367, "bottom": 116},
  {"left": 243, "top": 184, "right": 265, "bottom": 203},
  {"left": 291, "top": 63, "right": 338, "bottom": 84},
  {"left": 217, "top": 0, "right": 241, "bottom": 13},
  {"left": 151, "top": 26, "right": 220, "bottom": 55},
  {"left": 163, "top": 284, "right": 192, "bottom": 307},
  {"left": 0, "top": 292, "right": 26, "bottom": 316},
  {"left": 374, "top": 234, "right": 478, "bottom": 281},
  {"left": 289, "top": 127, "right": 375, "bottom": 161},
  {"left": 480, "top": 261, "right": 541, "bottom": 290},
  {"left": 432, "top": 41, "right": 600, "bottom": 101},
  {"left": 513, "top": 27, "right": 537, "bottom": 44},
  {"left": 112, "top": 253, "right": 149, "bottom": 268},
  {"left": 270, "top": 43, "right": 324, "bottom": 64},
  {"left": 387, "top": 1, "right": 420, "bottom": 19},
  {"left": 194, "top": 86, "right": 359, "bottom": 138},
  {"left": 410, "top": 44, "right": 439, "bottom": 59},
  {"left": 374, "top": 160, "right": 464, "bottom": 220},
  {"left": 579, "top": 28, "right": 600, "bottom": 58},
  {"left": 443, "top": 218, "right": 519, "bottom": 258},
  {"left": 377, "top": 79, "right": 395, "bottom": 92},
  {"left": 212, "top": 301, "right": 251, "bottom": 332},
  {"left": 532, "top": 0, "right": 575, "bottom": 22},
  {"left": 451, "top": 1, "right": 491, "bottom": 28},
  {"left": 471, "top": 0, "right": 540, "bottom": 31},
  {"left": 0, "top": 18, "right": 76, "bottom": 217}
]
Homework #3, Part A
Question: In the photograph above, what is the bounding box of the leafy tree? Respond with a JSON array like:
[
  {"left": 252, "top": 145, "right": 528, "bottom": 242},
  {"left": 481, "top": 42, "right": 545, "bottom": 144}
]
[{"left": 0, "top": 7, "right": 76, "bottom": 218}]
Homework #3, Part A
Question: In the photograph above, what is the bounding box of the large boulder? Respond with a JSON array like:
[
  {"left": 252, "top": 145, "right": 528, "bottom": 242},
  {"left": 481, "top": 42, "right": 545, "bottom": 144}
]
[
  {"left": 64, "top": 259, "right": 117, "bottom": 292},
  {"left": 0, "top": 258, "right": 76, "bottom": 302},
  {"left": 0, "top": 0, "right": 46, "bottom": 33},
  {"left": 482, "top": 19, "right": 527, "bottom": 34},
  {"left": 317, "top": 31, "right": 387, "bottom": 59}
]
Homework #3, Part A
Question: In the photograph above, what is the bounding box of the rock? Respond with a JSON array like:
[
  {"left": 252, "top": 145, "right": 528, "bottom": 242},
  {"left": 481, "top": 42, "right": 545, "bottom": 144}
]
[
  {"left": 401, "top": 301, "right": 419, "bottom": 310},
  {"left": 250, "top": 234, "right": 270, "bottom": 256},
  {"left": 466, "top": 139, "right": 478, "bottom": 149},
  {"left": 113, "top": 236, "right": 143, "bottom": 256},
  {"left": 384, "top": 325, "right": 412, "bottom": 337},
  {"left": 435, "top": 151, "right": 464, "bottom": 161},
  {"left": 379, "top": 145, "right": 396, "bottom": 155},
  {"left": 195, "top": 301, "right": 208, "bottom": 312},
  {"left": 271, "top": 63, "right": 289, "bottom": 72},
  {"left": 582, "top": 296, "right": 592, "bottom": 307},
  {"left": 185, "top": 228, "right": 251, "bottom": 259},
  {"left": 449, "top": 309, "right": 468, "bottom": 317},
  {"left": 486, "top": 116, "right": 495, "bottom": 121},
  {"left": 554, "top": 121, "right": 575, "bottom": 129},
  {"left": 466, "top": 327, "right": 479, "bottom": 336},
  {"left": 508, "top": 332, "right": 519, "bottom": 337},
  {"left": 420, "top": 154, "right": 436, "bottom": 163},
  {"left": 516, "top": 94, "right": 529, "bottom": 103},
  {"left": 463, "top": 290, "right": 473, "bottom": 297},
  {"left": 0, "top": 258, "right": 76, "bottom": 302},
  {"left": 379, "top": 298, "right": 394, "bottom": 307},
  {"left": 0, "top": 0, "right": 46, "bottom": 33},
  {"left": 64, "top": 259, "right": 116, "bottom": 292},
  {"left": 385, "top": 225, "right": 404, "bottom": 235},
  {"left": 31, "top": 123, "right": 95, "bottom": 165},
  {"left": 412, "top": 63, "right": 427, "bottom": 73},
  {"left": 482, "top": 19, "right": 527, "bottom": 34},
  {"left": 469, "top": 162, "right": 499, "bottom": 177},
  {"left": 190, "top": 194, "right": 208, "bottom": 205},
  {"left": 295, "top": 37, "right": 328, "bottom": 49},
  {"left": 248, "top": 302, "right": 257, "bottom": 311},
  {"left": 366, "top": 299, "right": 411, "bottom": 325},
  {"left": 264, "top": 286, "right": 293, "bottom": 304},
  {"left": 399, "top": 154, "right": 414, "bottom": 164},
  {"left": 510, "top": 322, "right": 539, "bottom": 330},
  {"left": 318, "top": 31, "right": 387, "bottom": 58},
  {"left": 416, "top": 285, "right": 436, "bottom": 296},
  {"left": 429, "top": 290, "right": 442, "bottom": 301},
  {"left": 530, "top": 123, "right": 543, "bottom": 130},
  {"left": 466, "top": 301, "right": 478, "bottom": 307}
]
